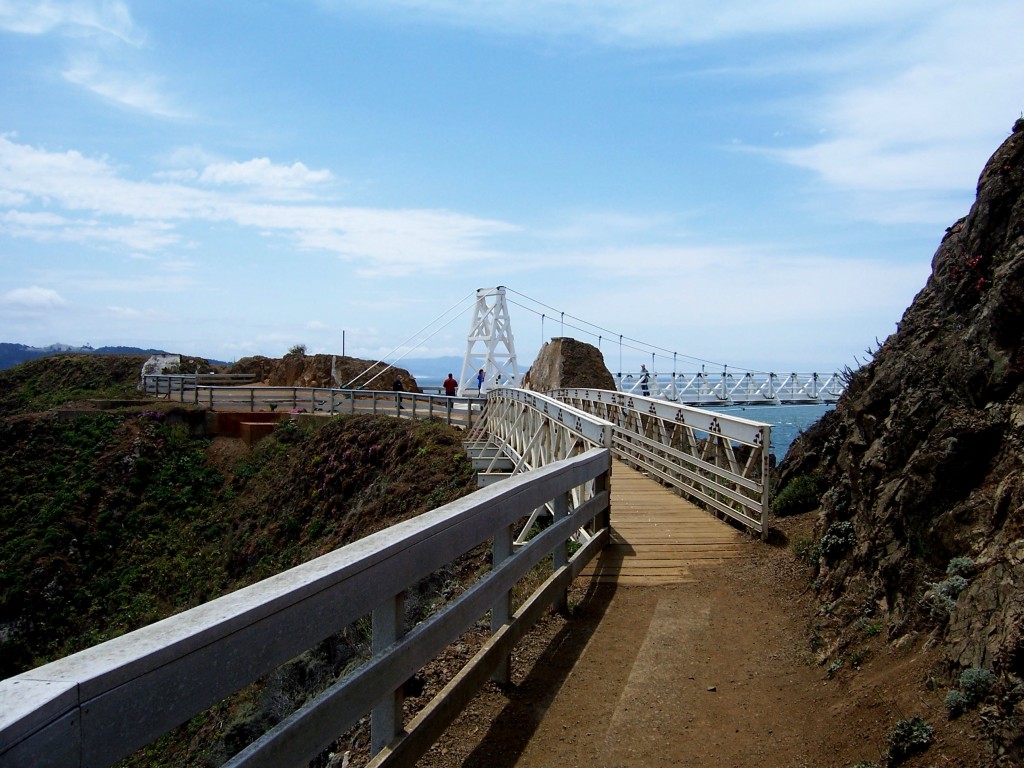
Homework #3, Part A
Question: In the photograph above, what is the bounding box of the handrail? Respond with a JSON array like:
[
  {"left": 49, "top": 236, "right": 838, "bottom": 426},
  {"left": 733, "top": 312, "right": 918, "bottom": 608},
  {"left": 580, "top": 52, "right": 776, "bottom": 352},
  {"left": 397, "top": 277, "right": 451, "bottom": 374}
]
[
  {"left": 468, "top": 387, "right": 614, "bottom": 545},
  {"left": 614, "top": 370, "right": 843, "bottom": 404},
  {"left": 141, "top": 375, "right": 486, "bottom": 429},
  {"left": 551, "top": 388, "right": 771, "bottom": 537},
  {"left": 0, "top": 449, "right": 611, "bottom": 768}
]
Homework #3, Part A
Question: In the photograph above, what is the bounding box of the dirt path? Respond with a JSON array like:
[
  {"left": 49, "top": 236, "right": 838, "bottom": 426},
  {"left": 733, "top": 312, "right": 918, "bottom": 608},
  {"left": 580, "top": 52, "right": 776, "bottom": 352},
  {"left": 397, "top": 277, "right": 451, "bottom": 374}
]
[{"left": 416, "top": 524, "right": 985, "bottom": 768}]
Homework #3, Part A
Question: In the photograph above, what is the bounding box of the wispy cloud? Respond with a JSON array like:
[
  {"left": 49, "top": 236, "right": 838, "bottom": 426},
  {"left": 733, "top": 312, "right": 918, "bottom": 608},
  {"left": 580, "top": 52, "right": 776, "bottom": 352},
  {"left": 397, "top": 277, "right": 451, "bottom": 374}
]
[
  {"left": 1, "top": 1, "right": 185, "bottom": 118},
  {"left": 1, "top": 285, "right": 67, "bottom": 308},
  {"left": 0, "top": 0, "right": 142, "bottom": 43},
  {"left": 62, "top": 55, "right": 187, "bottom": 118},
  {"left": 198, "top": 158, "right": 335, "bottom": 200},
  {"left": 775, "top": 5, "right": 1024, "bottom": 203},
  {"left": 0, "top": 135, "right": 516, "bottom": 274},
  {"left": 325, "top": 0, "right": 937, "bottom": 46}
]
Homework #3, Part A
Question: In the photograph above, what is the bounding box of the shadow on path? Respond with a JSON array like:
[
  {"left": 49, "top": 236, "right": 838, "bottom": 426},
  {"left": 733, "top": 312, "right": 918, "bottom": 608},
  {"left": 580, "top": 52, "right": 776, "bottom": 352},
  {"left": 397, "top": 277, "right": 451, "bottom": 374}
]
[{"left": 458, "top": 578, "right": 622, "bottom": 768}]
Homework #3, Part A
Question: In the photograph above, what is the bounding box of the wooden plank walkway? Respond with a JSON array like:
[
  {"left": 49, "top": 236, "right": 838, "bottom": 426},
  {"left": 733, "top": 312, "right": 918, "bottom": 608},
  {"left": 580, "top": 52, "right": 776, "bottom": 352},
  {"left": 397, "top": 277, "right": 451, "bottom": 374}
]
[{"left": 580, "top": 460, "right": 745, "bottom": 585}]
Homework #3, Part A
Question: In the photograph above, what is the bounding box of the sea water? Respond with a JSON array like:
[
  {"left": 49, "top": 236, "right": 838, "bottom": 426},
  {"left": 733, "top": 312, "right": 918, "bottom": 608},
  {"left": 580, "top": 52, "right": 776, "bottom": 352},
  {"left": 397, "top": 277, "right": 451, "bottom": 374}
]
[{"left": 704, "top": 403, "right": 833, "bottom": 461}]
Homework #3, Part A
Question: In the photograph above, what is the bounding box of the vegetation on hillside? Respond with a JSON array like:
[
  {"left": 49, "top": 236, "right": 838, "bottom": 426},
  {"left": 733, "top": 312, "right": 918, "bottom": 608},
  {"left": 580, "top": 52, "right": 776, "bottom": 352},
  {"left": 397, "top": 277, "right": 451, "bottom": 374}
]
[
  {"left": 1, "top": 410, "right": 477, "bottom": 679},
  {"left": 0, "top": 353, "right": 480, "bottom": 768}
]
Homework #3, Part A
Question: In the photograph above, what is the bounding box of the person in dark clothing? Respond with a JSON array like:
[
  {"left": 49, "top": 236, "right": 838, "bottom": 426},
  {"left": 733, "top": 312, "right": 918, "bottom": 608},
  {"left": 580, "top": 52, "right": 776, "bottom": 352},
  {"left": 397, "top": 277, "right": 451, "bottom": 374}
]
[
  {"left": 443, "top": 373, "right": 458, "bottom": 396},
  {"left": 392, "top": 376, "right": 404, "bottom": 409},
  {"left": 639, "top": 364, "right": 650, "bottom": 397}
]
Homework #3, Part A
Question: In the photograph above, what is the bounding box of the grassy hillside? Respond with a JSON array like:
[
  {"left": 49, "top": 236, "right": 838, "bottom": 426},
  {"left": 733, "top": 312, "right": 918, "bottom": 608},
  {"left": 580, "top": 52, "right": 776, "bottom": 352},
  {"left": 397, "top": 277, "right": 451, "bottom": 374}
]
[{"left": 0, "top": 354, "right": 480, "bottom": 764}]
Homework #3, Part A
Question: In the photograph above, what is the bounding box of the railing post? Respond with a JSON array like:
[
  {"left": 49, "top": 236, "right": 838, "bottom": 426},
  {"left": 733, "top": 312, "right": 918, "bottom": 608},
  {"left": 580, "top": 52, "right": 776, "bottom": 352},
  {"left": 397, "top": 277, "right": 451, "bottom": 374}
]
[
  {"left": 491, "top": 523, "right": 514, "bottom": 685},
  {"left": 760, "top": 424, "right": 771, "bottom": 541},
  {"left": 371, "top": 591, "right": 406, "bottom": 756},
  {"left": 552, "top": 492, "right": 569, "bottom": 613}
]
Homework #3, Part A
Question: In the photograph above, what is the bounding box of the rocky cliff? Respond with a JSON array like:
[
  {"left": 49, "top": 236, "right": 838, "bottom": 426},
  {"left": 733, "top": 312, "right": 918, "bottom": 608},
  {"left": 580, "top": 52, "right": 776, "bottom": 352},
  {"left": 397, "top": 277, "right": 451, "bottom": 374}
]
[
  {"left": 521, "top": 337, "right": 615, "bottom": 391},
  {"left": 781, "top": 119, "right": 1024, "bottom": 756},
  {"left": 228, "top": 352, "right": 418, "bottom": 392}
]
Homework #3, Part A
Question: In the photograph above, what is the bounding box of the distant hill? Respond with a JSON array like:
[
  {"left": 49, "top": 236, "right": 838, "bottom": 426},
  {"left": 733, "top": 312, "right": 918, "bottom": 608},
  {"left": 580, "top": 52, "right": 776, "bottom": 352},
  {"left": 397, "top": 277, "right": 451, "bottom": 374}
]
[{"left": 0, "top": 343, "right": 215, "bottom": 370}]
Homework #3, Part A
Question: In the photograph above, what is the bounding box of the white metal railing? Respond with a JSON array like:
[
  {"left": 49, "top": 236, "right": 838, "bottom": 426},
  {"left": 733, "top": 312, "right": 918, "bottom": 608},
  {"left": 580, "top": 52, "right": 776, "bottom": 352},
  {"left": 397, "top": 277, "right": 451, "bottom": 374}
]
[
  {"left": 464, "top": 387, "right": 614, "bottom": 545},
  {"left": 552, "top": 388, "right": 771, "bottom": 537},
  {"left": 0, "top": 449, "right": 611, "bottom": 768},
  {"left": 614, "top": 370, "right": 844, "bottom": 405},
  {"left": 143, "top": 375, "right": 486, "bottom": 429}
]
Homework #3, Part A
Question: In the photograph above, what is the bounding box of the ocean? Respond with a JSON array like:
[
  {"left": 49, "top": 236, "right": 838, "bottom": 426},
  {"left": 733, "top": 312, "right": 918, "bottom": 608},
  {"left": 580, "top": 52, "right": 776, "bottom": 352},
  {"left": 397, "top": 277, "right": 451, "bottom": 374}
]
[{"left": 702, "top": 403, "right": 833, "bottom": 460}]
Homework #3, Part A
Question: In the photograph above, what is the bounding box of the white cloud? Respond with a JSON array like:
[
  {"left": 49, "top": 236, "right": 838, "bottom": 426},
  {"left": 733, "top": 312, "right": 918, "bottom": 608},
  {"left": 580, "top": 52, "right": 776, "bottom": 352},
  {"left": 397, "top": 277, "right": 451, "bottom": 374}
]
[
  {"left": 763, "top": 3, "right": 1024, "bottom": 222},
  {"left": 0, "top": 135, "right": 516, "bottom": 271},
  {"left": 0, "top": 0, "right": 142, "bottom": 44},
  {"left": 1, "top": 285, "right": 67, "bottom": 308},
  {"left": 62, "top": 56, "right": 186, "bottom": 118},
  {"left": 198, "top": 158, "right": 334, "bottom": 199},
  {"left": 104, "top": 305, "right": 143, "bottom": 318}
]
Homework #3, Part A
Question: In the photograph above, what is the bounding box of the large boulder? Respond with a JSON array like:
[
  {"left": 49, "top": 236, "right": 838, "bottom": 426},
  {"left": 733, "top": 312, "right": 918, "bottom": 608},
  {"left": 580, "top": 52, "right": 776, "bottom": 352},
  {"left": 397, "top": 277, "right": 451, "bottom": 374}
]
[
  {"left": 229, "top": 353, "right": 418, "bottom": 392},
  {"left": 521, "top": 337, "right": 615, "bottom": 392}
]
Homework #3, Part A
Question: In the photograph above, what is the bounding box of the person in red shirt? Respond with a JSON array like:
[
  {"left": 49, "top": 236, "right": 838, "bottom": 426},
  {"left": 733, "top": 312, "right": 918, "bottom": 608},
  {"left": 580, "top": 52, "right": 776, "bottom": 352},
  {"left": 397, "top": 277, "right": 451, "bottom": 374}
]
[{"left": 442, "top": 373, "right": 458, "bottom": 414}]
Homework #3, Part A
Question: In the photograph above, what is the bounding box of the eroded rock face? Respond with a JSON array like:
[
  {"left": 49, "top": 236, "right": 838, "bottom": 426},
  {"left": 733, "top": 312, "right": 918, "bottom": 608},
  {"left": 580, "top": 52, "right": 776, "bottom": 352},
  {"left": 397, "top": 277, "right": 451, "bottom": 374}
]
[
  {"left": 522, "top": 337, "right": 616, "bottom": 392},
  {"left": 782, "top": 120, "right": 1024, "bottom": 752},
  {"left": 229, "top": 354, "right": 418, "bottom": 392}
]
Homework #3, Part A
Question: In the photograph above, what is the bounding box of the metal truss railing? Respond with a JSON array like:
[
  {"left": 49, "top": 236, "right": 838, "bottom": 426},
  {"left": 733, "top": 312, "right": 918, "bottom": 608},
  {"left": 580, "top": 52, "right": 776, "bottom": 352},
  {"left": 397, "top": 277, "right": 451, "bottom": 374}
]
[
  {"left": 614, "top": 370, "right": 844, "bottom": 405},
  {"left": 464, "top": 388, "right": 613, "bottom": 546},
  {"left": 550, "top": 388, "right": 771, "bottom": 538}
]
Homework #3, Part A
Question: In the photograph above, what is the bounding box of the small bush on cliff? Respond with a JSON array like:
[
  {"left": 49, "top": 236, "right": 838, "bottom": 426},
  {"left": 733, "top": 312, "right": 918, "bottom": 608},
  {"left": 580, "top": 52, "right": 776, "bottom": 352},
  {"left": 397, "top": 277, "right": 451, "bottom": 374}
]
[
  {"left": 923, "top": 574, "right": 969, "bottom": 621},
  {"left": 818, "top": 520, "right": 856, "bottom": 562},
  {"left": 772, "top": 472, "right": 827, "bottom": 517},
  {"left": 945, "top": 667, "right": 995, "bottom": 716},
  {"left": 887, "top": 716, "right": 933, "bottom": 764}
]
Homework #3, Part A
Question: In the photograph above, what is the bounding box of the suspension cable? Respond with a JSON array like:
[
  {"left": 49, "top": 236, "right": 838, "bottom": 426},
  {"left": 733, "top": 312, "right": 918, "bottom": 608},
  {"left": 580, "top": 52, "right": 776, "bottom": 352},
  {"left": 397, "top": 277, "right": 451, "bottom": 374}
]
[
  {"left": 344, "top": 290, "right": 477, "bottom": 388},
  {"left": 505, "top": 288, "right": 767, "bottom": 374}
]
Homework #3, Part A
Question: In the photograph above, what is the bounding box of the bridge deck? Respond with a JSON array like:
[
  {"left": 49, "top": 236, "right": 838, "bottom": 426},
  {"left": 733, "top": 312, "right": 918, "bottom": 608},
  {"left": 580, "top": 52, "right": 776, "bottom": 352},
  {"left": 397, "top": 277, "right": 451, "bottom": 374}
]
[{"left": 581, "top": 460, "right": 745, "bottom": 585}]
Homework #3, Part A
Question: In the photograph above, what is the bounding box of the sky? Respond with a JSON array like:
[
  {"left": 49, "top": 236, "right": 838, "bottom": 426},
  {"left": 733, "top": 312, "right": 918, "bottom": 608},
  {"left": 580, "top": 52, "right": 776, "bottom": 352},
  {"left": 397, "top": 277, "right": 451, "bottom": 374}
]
[{"left": 1, "top": 1, "right": 1022, "bottom": 375}]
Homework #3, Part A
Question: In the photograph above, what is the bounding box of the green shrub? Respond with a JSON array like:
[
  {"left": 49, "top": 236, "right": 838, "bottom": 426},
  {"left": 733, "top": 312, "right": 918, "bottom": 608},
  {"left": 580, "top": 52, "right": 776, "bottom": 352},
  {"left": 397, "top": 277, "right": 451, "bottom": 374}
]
[
  {"left": 944, "top": 689, "right": 969, "bottom": 715},
  {"left": 960, "top": 666, "right": 995, "bottom": 700},
  {"left": 946, "top": 556, "right": 974, "bottom": 578},
  {"left": 887, "top": 717, "right": 933, "bottom": 764},
  {"left": 946, "top": 667, "right": 995, "bottom": 716},
  {"left": 818, "top": 520, "right": 856, "bottom": 561},
  {"left": 924, "top": 574, "right": 969, "bottom": 620},
  {"left": 791, "top": 535, "right": 819, "bottom": 564},
  {"left": 772, "top": 472, "right": 827, "bottom": 516}
]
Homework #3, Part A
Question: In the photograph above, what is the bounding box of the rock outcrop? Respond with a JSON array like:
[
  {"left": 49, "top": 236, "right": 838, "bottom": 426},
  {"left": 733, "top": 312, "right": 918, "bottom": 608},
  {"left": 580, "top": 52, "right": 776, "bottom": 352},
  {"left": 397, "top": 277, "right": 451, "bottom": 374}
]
[
  {"left": 228, "top": 353, "right": 418, "bottom": 392},
  {"left": 522, "top": 337, "right": 616, "bottom": 392},
  {"left": 781, "top": 119, "right": 1024, "bottom": 756}
]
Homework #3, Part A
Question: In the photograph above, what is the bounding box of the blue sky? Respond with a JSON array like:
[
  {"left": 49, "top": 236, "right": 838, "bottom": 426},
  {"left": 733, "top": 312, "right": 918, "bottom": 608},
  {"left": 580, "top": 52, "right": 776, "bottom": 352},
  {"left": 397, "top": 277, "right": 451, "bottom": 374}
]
[{"left": 1, "top": 1, "right": 1022, "bottom": 374}]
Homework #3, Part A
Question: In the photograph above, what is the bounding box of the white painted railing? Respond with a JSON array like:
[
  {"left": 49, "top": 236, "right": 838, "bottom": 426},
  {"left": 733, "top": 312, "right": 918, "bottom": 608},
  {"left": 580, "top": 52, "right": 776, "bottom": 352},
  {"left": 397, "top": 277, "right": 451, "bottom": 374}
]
[
  {"left": 0, "top": 449, "right": 611, "bottom": 768},
  {"left": 143, "top": 375, "right": 486, "bottom": 429},
  {"left": 552, "top": 388, "right": 771, "bottom": 537},
  {"left": 465, "top": 388, "right": 614, "bottom": 546},
  {"left": 615, "top": 370, "right": 844, "bottom": 404}
]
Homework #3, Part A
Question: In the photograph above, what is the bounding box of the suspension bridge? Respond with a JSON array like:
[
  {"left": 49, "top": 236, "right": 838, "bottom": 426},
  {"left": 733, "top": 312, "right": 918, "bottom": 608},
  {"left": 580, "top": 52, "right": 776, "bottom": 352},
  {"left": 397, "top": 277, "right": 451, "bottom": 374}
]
[{"left": 0, "top": 287, "right": 832, "bottom": 767}]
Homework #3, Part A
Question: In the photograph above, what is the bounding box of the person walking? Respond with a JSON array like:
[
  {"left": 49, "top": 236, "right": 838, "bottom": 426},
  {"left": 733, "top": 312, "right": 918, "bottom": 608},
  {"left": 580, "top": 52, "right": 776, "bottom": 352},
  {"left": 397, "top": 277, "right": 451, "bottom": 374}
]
[
  {"left": 476, "top": 368, "right": 485, "bottom": 395},
  {"left": 443, "top": 373, "right": 458, "bottom": 414},
  {"left": 443, "top": 373, "right": 458, "bottom": 396},
  {"left": 392, "top": 376, "right": 404, "bottom": 410},
  {"left": 640, "top": 364, "right": 650, "bottom": 397}
]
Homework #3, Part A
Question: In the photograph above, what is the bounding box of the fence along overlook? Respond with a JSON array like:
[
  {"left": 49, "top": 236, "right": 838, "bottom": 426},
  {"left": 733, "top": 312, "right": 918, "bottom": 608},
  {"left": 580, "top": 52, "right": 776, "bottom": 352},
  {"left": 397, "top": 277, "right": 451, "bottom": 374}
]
[{"left": 1, "top": 286, "right": 826, "bottom": 767}]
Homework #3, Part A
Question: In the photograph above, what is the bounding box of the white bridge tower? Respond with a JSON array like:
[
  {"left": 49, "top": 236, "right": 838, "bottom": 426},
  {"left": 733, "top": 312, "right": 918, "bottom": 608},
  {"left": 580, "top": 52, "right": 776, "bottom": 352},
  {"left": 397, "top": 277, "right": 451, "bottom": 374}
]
[{"left": 459, "top": 286, "right": 519, "bottom": 396}]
